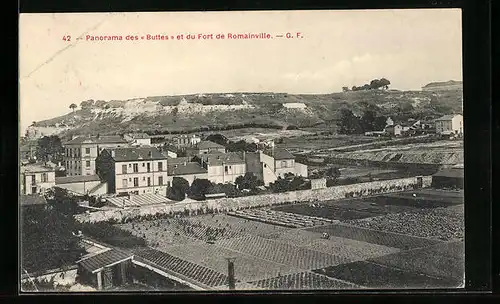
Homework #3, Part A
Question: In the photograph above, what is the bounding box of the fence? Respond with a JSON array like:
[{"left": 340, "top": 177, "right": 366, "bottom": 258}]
[{"left": 75, "top": 176, "right": 432, "bottom": 224}]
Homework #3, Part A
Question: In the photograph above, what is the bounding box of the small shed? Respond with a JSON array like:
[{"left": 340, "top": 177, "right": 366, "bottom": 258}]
[
  {"left": 76, "top": 248, "right": 134, "bottom": 290},
  {"left": 431, "top": 168, "right": 464, "bottom": 189}
]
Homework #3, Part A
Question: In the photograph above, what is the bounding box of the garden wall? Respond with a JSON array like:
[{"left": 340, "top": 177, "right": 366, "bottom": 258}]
[{"left": 75, "top": 176, "right": 432, "bottom": 223}]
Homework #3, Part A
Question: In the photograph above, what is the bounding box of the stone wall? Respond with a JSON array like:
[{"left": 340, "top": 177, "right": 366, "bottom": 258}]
[{"left": 75, "top": 176, "right": 432, "bottom": 223}]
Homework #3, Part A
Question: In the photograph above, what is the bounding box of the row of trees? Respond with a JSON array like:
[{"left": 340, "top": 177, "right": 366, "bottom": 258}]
[
  {"left": 167, "top": 172, "right": 264, "bottom": 201},
  {"left": 342, "top": 78, "right": 391, "bottom": 92}
]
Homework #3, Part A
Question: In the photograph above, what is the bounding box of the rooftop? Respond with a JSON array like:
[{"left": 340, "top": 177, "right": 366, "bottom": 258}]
[
  {"left": 263, "top": 148, "right": 295, "bottom": 160},
  {"left": 55, "top": 174, "right": 101, "bottom": 185},
  {"left": 64, "top": 135, "right": 128, "bottom": 145},
  {"left": 77, "top": 248, "right": 133, "bottom": 274},
  {"left": 20, "top": 195, "right": 47, "bottom": 207},
  {"left": 198, "top": 152, "right": 245, "bottom": 166},
  {"left": 195, "top": 140, "right": 225, "bottom": 150},
  {"left": 168, "top": 162, "right": 208, "bottom": 176},
  {"left": 125, "top": 133, "right": 151, "bottom": 139},
  {"left": 103, "top": 147, "right": 167, "bottom": 162},
  {"left": 20, "top": 163, "right": 54, "bottom": 174},
  {"left": 435, "top": 114, "right": 462, "bottom": 121}
]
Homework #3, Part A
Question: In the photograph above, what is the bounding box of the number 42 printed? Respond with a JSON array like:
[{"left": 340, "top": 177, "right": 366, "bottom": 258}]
[{"left": 62, "top": 35, "right": 71, "bottom": 41}]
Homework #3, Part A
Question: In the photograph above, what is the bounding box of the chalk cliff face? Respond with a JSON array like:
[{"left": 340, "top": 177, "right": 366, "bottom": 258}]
[{"left": 29, "top": 89, "right": 462, "bottom": 139}]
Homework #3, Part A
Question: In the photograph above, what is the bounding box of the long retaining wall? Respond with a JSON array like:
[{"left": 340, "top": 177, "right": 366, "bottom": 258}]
[{"left": 75, "top": 176, "right": 432, "bottom": 224}]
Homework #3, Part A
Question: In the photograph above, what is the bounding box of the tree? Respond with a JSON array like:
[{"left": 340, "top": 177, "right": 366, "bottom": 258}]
[
  {"left": 361, "top": 109, "right": 377, "bottom": 132},
  {"left": 369, "top": 79, "right": 381, "bottom": 90},
  {"left": 205, "top": 134, "right": 228, "bottom": 146},
  {"left": 235, "top": 172, "right": 262, "bottom": 190},
  {"left": 69, "top": 103, "right": 78, "bottom": 112},
  {"left": 36, "top": 135, "right": 64, "bottom": 162},
  {"left": 325, "top": 167, "right": 341, "bottom": 180},
  {"left": 189, "top": 179, "right": 212, "bottom": 200},
  {"left": 337, "top": 108, "right": 363, "bottom": 134},
  {"left": 379, "top": 78, "right": 391, "bottom": 89},
  {"left": 168, "top": 177, "right": 190, "bottom": 201},
  {"left": 351, "top": 86, "right": 358, "bottom": 91},
  {"left": 80, "top": 100, "right": 95, "bottom": 110},
  {"left": 342, "top": 86, "right": 350, "bottom": 92}
]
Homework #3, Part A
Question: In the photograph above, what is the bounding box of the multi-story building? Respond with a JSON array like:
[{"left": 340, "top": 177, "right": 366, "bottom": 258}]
[
  {"left": 245, "top": 148, "right": 308, "bottom": 186},
  {"left": 95, "top": 147, "right": 169, "bottom": 196},
  {"left": 167, "top": 157, "right": 208, "bottom": 185},
  {"left": 174, "top": 134, "right": 201, "bottom": 148},
  {"left": 63, "top": 135, "right": 128, "bottom": 176},
  {"left": 196, "top": 152, "right": 246, "bottom": 184},
  {"left": 435, "top": 114, "right": 463, "bottom": 135},
  {"left": 123, "top": 133, "right": 151, "bottom": 146},
  {"left": 20, "top": 163, "right": 56, "bottom": 195}
]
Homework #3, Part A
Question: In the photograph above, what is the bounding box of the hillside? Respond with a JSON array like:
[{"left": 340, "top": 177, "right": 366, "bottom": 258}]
[{"left": 32, "top": 89, "right": 463, "bottom": 139}]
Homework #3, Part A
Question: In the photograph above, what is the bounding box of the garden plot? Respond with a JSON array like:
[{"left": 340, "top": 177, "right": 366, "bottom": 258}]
[
  {"left": 229, "top": 209, "right": 335, "bottom": 228},
  {"left": 313, "top": 260, "right": 460, "bottom": 289},
  {"left": 368, "top": 241, "right": 464, "bottom": 281},
  {"left": 216, "top": 235, "right": 348, "bottom": 270},
  {"left": 189, "top": 214, "right": 289, "bottom": 239},
  {"left": 161, "top": 243, "right": 300, "bottom": 283},
  {"left": 307, "top": 224, "right": 442, "bottom": 250},
  {"left": 249, "top": 271, "right": 358, "bottom": 290},
  {"left": 345, "top": 207, "right": 464, "bottom": 241}
]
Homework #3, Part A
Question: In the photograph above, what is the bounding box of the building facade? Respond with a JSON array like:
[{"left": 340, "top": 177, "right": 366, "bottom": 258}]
[
  {"left": 197, "top": 152, "right": 246, "bottom": 184},
  {"left": 435, "top": 114, "right": 463, "bottom": 135},
  {"left": 95, "top": 147, "right": 169, "bottom": 196},
  {"left": 20, "top": 163, "right": 56, "bottom": 195},
  {"left": 193, "top": 140, "right": 226, "bottom": 155},
  {"left": 63, "top": 135, "right": 129, "bottom": 176}
]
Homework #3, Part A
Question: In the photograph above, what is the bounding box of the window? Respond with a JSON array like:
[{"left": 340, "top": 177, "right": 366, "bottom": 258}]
[
  {"left": 31, "top": 186, "right": 37, "bottom": 194},
  {"left": 41, "top": 173, "right": 48, "bottom": 183},
  {"left": 133, "top": 178, "right": 139, "bottom": 187},
  {"left": 31, "top": 175, "right": 36, "bottom": 184},
  {"left": 147, "top": 177, "right": 151, "bottom": 187},
  {"left": 129, "top": 164, "right": 132, "bottom": 168},
  {"left": 147, "top": 163, "right": 151, "bottom": 172},
  {"left": 158, "top": 176, "right": 164, "bottom": 186},
  {"left": 85, "top": 148, "right": 90, "bottom": 154},
  {"left": 142, "top": 163, "right": 145, "bottom": 167},
  {"left": 122, "top": 164, "right": 127, "bottom": 174},
  {"left": 282, "top": 161, "right": 287, "bottom": 168},
  {"left": 133, "top": 164, "right": 139, "bottom": 173},
  {"left": 86, "top": 161, "right": 91, "bottom": 168},
  {"left": 143, "top": 177, "right": 146, "bottom": 181},
  {"left": 122, "top": 179, "right": 128, "bottom": 188},
  {"left": 225, "top": 166, "right": 228, "bottom": 173},
  {"left": 129, "top": 178, "right": 132, "bottom": 181},
  {"left": 167, "top": 181, "right": 171, "bottom": 188},
  {"left": 158, "top": 162, "right": 163, "bottom": 172}
]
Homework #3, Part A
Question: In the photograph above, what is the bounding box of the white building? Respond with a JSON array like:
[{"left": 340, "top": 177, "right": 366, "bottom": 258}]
[
  {"left": 435, "top": 114, "right": 463, "bottom": 135},
  {"left": 123, "top": 133, "right": 151, "bottom": 146},
  {"left": 20, "top": 163, "right": 56, "bottom": 195}
]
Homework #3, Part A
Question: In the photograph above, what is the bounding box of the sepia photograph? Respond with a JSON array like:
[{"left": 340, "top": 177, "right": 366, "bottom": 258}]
[{"left": 19, "top": 9, "right": 464, "bottom": 292}]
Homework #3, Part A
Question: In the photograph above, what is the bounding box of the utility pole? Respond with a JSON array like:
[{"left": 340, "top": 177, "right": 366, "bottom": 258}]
[{"left": 226, "top": 257, "right": 236, "bottom": 290}]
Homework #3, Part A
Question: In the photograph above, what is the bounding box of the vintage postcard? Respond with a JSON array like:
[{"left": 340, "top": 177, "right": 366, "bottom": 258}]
[{"left": 19, "top": 9, "right": 464, "bottom": 292}]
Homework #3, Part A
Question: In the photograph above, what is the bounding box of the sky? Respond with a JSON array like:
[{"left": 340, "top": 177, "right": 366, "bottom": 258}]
[{"left": 19, "top": 9, "right": 462, "bottom": 133}]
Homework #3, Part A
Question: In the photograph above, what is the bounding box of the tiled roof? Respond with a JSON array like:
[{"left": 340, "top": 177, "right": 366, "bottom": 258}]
[
  {"left": 167, "top": 162, "right": 207, "bottom": 176},
  {"left": 263, "top": 148, "right": 295, "bottom": 160},
  {"left": 199, "top": 152, "right": 245, "bottom": 166},
  {"left": 77, "top": 248, "right": 133, "bottom": 273},
  {"left": 433, "top": 168, "right": 464, "bottom": 179},
  {"left": 20, "top": 195, "right": 47, "bottom": 206},
  {"left": 125, "top": 133, "right": 151, "bottom": 139},
  {"left": 55, "top": 174, "right": 101, "bottom": 185},
  {"left": 104, "top": 147, "right": 167, "bottom": 162},
  {"left": 196, "top": 140, "right": 225, "bottom": 150},
  {"left": 64, "top": 135, "right": 127, "bottom": 145},
  {"left": 435, "top": 114, "right": 461, "bottom": 121},
  {"left": 166, "top": 156, "right": 193, "bottom": 165}
]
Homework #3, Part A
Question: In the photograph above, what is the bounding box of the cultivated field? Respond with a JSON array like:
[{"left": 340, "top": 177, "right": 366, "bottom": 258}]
[{"left": 117, "top": 189, "right": 464, "bottom": 290}]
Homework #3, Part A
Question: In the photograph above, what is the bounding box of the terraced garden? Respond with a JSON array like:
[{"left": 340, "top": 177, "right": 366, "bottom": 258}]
[{"left": 228, "top": 209, "right": 335, "bottom": 228}]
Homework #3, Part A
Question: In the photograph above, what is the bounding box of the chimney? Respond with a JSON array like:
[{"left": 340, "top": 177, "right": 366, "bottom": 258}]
[
  {"left": 243, "top": 151, "right": 246, "bottom": 161},
  {"left": 111, "top": 150, "right": 115, "bottom": 157},
  {"left": 148, "top": 151, "right": 153, "bottom": 158},
  {"left": 183, "top": 162, "right": 187, "bottom": 166}
]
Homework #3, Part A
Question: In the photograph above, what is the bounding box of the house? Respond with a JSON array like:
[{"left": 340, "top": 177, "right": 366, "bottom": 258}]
[
  {"left": 385, "top": 124, "right": 403, "bottom": 136},
  {"left": 435, "top": 114, "right": 463, "bottom": 135},
  {"left": 245, "top": 148, "right": 308, "bottom": 186},
  {"left": 20, "top": 163, "right": 56, "bottom": 195},
  {"left": 95, "top": 147, "right": 169, "bottom": 196},
  {"left": 63, "top": 135, "right": 129, "bottom": 177},
  {"left": 196, "top": 152, "right": 246, "bottom": 184},
  {"left": 167, "top": 157, "right": 208, "bottom": 186},
  {"left": 193, "top": 140, "right": 226, "bottom": 155},
  {"left": 55, "top": 174, "right": 107, "bottom": 195},
  {"left": 123, "top": 133, "right": 151, "bottom": 146},
  {"left": 20, "top": 194, "right": 48, "bottom": 209},
  {"left": 431, "top": 167, "right": 464, "bottom": 189},
  {"left": 174, "top": 134, "right": 201, "bottom": 148}
]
